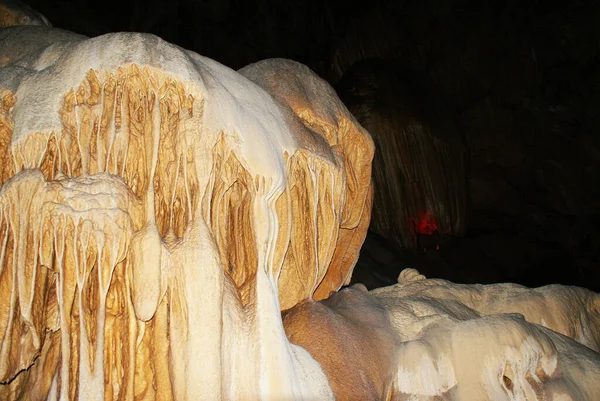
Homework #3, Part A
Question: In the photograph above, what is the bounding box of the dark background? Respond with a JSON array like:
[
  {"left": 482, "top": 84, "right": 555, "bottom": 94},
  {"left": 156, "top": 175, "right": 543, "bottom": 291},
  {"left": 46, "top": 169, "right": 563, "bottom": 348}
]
[{"left": 25, "top": 0, "right": 600, "bottom": 291}]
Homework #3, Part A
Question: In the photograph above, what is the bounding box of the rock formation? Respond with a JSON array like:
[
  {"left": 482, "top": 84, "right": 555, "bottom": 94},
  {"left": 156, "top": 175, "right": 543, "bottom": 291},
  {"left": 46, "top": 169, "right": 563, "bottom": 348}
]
[
  {"left": 374, "top": 269, "right": 600, "bottom": 400},
  {"left": 1, "top": 19, "right": 599, "bottom": 401},
  {"left": 284, "top": 269, "right": 600, "bottom": 400},
  {"left": 0, "top": 25, "right": 373, "bottom": 400}
]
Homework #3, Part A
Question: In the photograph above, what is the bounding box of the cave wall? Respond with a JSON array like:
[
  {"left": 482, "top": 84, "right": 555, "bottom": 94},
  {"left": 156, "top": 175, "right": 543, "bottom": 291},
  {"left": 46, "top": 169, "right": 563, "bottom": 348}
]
[{"left": 331, "top": 0, "right": 600, "bottom": 289}]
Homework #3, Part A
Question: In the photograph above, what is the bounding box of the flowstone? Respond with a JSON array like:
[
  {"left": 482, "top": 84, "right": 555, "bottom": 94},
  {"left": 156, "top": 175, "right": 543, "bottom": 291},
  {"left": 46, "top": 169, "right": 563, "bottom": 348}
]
[{"left": 0, "top": 25, "right": 373, "bottom": 400}]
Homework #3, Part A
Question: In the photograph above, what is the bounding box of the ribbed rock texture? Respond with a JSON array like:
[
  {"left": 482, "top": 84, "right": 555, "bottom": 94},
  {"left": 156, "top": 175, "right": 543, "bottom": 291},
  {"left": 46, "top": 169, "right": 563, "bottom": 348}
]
[
  {"left": 0, "top": 25, "right": 373, "bottom": 400},
  {"left": 337, "top": 60, "right": 468, "bottom": 250}
]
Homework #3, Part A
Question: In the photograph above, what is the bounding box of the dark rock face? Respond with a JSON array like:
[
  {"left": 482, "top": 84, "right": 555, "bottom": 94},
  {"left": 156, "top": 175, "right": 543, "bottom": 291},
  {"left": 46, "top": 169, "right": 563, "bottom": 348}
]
[
  {"left": 15, "top": 0, "right": 600, "bottom": 290},
  {"left": 336, "top": 1, "right": 600, "bottom": 291},
  {"left": 336, "top": 59, "right": 468, "bottom": 251}
]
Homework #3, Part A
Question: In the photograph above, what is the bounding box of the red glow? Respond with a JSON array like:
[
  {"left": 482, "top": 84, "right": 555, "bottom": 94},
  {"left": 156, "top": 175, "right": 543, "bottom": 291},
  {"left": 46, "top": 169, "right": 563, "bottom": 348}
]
[{"left": 412, "top": 212, "right": 438, "bottom": 235}]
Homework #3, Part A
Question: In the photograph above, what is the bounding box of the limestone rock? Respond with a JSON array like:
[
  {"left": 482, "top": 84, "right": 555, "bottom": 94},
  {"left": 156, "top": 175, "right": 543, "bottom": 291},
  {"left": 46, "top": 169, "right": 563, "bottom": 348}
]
[
  {"left": 284, "top": 270, "right": 600, "bottom": 400},
  {"left": 0, "top": 25, "right": 373, "bottom": 400}
]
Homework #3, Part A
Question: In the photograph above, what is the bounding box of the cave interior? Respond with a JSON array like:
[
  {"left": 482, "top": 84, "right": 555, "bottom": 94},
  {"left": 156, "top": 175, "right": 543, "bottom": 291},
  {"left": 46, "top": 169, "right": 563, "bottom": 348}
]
[{"left": 19, "top": 0, "right": 600, "bottom": 292}]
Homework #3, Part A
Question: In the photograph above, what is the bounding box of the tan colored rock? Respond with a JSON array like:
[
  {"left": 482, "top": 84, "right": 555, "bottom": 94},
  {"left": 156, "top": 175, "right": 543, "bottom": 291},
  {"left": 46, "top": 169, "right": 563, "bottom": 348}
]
[
  {"left": 0, "top": 25, "right": 373, "bottom": 400},
  {"left": 283, "top": 284, "right": 400, "bottom": 400},
  {"left": 239, "top": 59, "right": 374, "bottom": 305},
  {"left": 284, "top": 270, "right": 600, "bottom": 400}
]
